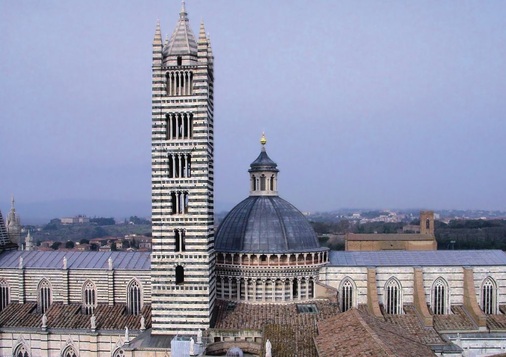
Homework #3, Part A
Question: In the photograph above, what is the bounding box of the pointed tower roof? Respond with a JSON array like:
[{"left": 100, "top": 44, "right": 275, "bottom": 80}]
[
  {"left": 198, "top": 21, "right": 207, "bottom": 43},
  {"left": 7, "top": 195, "right": 19, "bottom": 225},
  {"left": 163, "top": 1, "right": 198, "bottom": 57},
  {"left": 153, "top": 20, "right": 162, "bottom": 45}
]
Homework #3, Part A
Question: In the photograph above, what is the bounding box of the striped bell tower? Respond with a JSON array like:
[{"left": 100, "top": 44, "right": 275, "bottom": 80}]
[{"left": 150, "top": 2, "right": 215, "bottom": 335}]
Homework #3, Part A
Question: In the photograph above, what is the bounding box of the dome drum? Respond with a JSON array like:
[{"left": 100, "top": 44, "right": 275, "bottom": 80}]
[
  {"left": 216, "top": 251, "right": 328, "bottom": 267},
  {"left": 215, "top": 274, "right": 319, "bottom": 304}
]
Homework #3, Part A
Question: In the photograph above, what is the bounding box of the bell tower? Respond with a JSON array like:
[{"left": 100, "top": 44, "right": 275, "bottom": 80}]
[{"left": 150, "top": 2, "right": 215, "bottom": 335}]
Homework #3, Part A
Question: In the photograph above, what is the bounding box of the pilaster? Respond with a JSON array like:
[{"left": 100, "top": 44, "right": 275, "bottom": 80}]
[
  {"left": 413, "top": 268, "right": 433, "bottom": 327},
  {"left": 366, "top": 268, "right": 382, "bottom": 317},
  {"left": 463, "top": 267, "right": 487, "bottom": 330}
]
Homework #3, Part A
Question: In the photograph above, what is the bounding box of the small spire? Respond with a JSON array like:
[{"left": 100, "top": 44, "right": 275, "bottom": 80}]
[
  {"left": 10, "top": 195, "right": 15, "bottom": 209},
  {"left": 180, "top": 0, "right": 187, "bottom": 16},
  {"left": 153, "top": 20, "right": 162, "bottom": 44},
  {"left": 199, "top": 21, "right": 207, "bottom": 42}
]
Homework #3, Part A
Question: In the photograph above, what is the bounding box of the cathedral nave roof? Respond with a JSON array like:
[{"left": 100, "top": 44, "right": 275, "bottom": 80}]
[
  {"left": 328, "top": 249, "right": 506, "bottom": 267},
  {"left": 0, "top": 251, "right": 150, "bottom": 270}
]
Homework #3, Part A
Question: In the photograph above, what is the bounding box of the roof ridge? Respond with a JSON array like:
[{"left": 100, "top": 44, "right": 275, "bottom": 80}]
[{"left": 353, "top": 310, "right": 397, "bottom": 357}]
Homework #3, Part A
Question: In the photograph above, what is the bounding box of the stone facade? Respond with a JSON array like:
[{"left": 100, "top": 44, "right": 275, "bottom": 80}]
[{"left": 0, "top": 251, "right": 151, "bottom": 357}]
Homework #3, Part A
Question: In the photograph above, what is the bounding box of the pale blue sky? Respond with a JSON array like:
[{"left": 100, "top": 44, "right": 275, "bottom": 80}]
[{"left": 1, "top": 1, "right": 506, "bottom": 221}]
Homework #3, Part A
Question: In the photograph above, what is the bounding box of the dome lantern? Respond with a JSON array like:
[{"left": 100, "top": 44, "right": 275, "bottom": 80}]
[{"left": 248, "top": 134, "right": 279, "bottom": 196}]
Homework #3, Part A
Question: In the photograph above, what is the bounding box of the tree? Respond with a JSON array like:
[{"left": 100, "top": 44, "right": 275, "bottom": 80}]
[
  {"left": 51, "top": 242, "right": 62, "bottom": 250},
  {"left": 92, "top": 227, "right": 107, "bottom": 238},
  {"left": 80, "top": 238, "right": 90, "bottom": 245},
  {"left": 90, "top": 217, "right": 115, "bottom": 226},
  {"left": 65, "top": 241, "right": 75, "bottom": 249},
  {"left": 129, "top": 216, "right": 150, "bottom": 225}
]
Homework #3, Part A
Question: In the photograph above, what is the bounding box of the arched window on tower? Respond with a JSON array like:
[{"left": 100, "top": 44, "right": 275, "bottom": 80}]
[
  {"left": 260, "top": 175, "right": 266, "bottom": 191},
  {"left": 270, "top": 175, "right": 275, "bottom": 191},
  {"left": 175, "top": 229, "right": 186, "bottom": 252},
  {"left": 38, "top": 279, "right": 51, "bottom": 314},
  {"left": 176, "top": 266, "right": 185, "bottom": 285},
  {"left": 82, "top": 280, "right": 96, "bottom": 315},
  {"left": 482, "top": 277, "right": 497, "bottom": 314},
  {"left": 384, "top": 278, "right": 402, "bottom": 314},
  {"left": 127, "top": 279, "right": 142, "bottom": 315},
  {"left": 426, "top": 218, "right": 430, "bottom": 230},
  {"left": 432, "top": 277, "right": 449, "bottom": 315},
  {"left": 340, "top": 278, "right": 355, "bottom": 312},
  {"left": 0, "top": 279, "right": 9, "bottom": 312},
  {"left": 177, "top": 56, "right": 182, "bottom": 66},
  {"left": 171, "top": 192, "right": 177, "bottom": 214},
  {"left": 171, "top": 191, "right": 189, "bottom": 214}
]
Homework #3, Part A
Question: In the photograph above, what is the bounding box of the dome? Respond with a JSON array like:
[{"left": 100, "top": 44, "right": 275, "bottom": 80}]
[{"left": 215, "top": 196, "right": 323, "bottom": 253}]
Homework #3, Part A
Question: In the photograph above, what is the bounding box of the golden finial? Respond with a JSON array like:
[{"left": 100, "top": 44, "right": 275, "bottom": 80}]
[{"left": 260, "top": 132, "right": 267, "bottom": 146}]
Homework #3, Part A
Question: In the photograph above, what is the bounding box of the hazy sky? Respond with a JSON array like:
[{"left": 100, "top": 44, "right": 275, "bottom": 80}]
[{"left": 1, "top": 1, "right": 506, "bottom": 220}]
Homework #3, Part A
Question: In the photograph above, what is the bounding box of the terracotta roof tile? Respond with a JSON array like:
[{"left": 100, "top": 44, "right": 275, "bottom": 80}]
[
  {"left": 0, "top": 303, "right": 150, "bottom": 331},
  {"left": 433, "top": 306, "right": 476, "bottom": 331},
  {"left": 315, "top": 309, "right": 436, "bottom": 357}
]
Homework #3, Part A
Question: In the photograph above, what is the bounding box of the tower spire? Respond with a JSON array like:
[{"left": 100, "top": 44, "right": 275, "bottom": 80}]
[{"left": 181, "top": 0, "right": 187, "bottom": 15}]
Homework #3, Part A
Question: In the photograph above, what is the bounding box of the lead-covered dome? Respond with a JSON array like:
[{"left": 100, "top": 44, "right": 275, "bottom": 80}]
[
  {"left": 215, "top": 134, "right": 323, "bottom": 254},
  {"left": 215, "top": 196, "right": 322, "bottom": 253}
]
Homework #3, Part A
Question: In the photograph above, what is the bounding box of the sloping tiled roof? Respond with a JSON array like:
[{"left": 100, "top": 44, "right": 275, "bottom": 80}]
[
  {"left": 383, "top": 305, "right": 444, "bottom": 345},
  {"left": 0, "top": 251, "right": 150, "bottom": 270},
  {"left": 432, "top": 306, "right": 476, "bottom": 331},
  {"left": 314, "top": 309, "right": 435, "bottom": 357},
  {"left": 487, "top": 306, "right": 506, "bottom": 331},
  {"left": 0, "top": 302, "right": 150, "bottom": 331},
  {"left": 346, "top": 233, "right": 434, "bottom": 241},
  {"left": 329, "top": 250, "right": 506, "bottom": 267},
  {"left": 213, "top": 300, "right": 339, "bottom": 356}
]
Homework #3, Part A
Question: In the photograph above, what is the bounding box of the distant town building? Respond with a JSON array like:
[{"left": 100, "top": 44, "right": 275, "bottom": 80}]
[
  {"left": 346, "top": 211, "right": 437, "bottom": 251},
  {"left": 60, "top": 215, "right": 90, "bottom": 225},
  {"left": 6, "top": 196, "right": 21, "bottom": 246}
]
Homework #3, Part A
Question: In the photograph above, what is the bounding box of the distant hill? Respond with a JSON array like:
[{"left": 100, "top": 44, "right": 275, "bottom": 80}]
[
  {"left": 12, "top": 199, "right": 236, "bottom": 225},
  {"left": 14, "top": 199, "right": 151, "bottom": 224}
]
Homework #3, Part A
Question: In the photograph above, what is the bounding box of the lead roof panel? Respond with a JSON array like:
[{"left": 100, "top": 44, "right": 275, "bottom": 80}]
[
  {"left": 0, "top": 251, "right": 150, "bottom": 270},
  {"left": 328, "top": 250, "right": 506, "bottom": 267}
]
